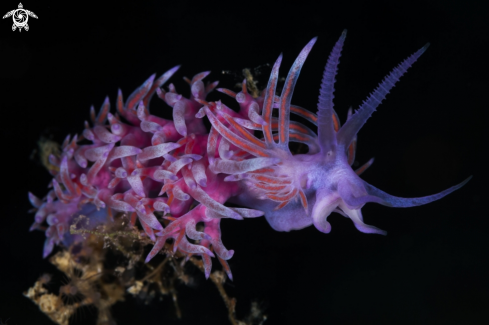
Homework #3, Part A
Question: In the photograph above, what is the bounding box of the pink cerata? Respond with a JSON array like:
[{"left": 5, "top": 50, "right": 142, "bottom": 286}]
[{"left": 28, "top": 30, "right": 471, "bottom": 279}]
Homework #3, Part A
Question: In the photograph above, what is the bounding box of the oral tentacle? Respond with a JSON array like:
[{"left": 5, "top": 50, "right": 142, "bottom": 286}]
[
  {"left": 362, "top": 176, "right": 472, "bottom": 207},
  {"left": 312, "top": 188, "right": 340, "bottom": 233},
  {"left": 338, "top": 202, "right": 387, "bottom": 235}
]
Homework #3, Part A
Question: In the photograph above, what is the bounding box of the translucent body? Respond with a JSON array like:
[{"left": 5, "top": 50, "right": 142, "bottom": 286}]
[{"left": 29, "top": 31, "right": 470, "bottom": 279}]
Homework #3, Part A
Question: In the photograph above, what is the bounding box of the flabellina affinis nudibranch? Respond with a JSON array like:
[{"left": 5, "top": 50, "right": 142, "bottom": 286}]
[{"left": 28, "top": 30, "right": 471, "bottom": 279}]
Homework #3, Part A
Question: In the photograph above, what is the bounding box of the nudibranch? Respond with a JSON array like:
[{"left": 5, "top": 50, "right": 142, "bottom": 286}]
[{"left": 29, "top": 30, "right": 470, "bottom": 279}]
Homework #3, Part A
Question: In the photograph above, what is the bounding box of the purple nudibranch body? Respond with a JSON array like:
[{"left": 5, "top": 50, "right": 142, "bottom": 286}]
[{"left": 29, "top": 30, "right": 470, "bottom": 279}]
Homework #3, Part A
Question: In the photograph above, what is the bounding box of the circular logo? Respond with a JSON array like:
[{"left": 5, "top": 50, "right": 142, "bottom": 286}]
[{"left": 13, "top": 9, "right": 28, "bottom": 28}]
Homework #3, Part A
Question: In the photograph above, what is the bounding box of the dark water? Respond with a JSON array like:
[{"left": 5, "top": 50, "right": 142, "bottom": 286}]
[{"left": 1, "top": 0, "right": 487, "bottom": 324}]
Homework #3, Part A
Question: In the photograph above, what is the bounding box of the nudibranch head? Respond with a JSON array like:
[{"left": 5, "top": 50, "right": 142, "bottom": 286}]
[{"left": 220, "top": 30, "right": 470, "bottom": 235}]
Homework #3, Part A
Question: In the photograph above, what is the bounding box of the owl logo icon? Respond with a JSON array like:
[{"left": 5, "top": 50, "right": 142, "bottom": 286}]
[{"left": 3, "top": 3, "right": 38, "bottom": 32}]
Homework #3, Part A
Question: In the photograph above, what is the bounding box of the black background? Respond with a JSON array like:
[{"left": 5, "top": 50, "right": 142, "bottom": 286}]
[{"left": 1, "top": 0, "right": 487, "bottom": 324}]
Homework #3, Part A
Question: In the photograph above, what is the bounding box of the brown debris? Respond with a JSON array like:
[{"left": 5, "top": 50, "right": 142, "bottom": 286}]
[
  {"left": 36, "top": 136, "right": 61, "bottom": 173},
  {"left": 242, "top": 68, "right": 260, "bottom": 98},
  {"left": 25, "top": 213, "right": 266, "bottom": 325}
]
